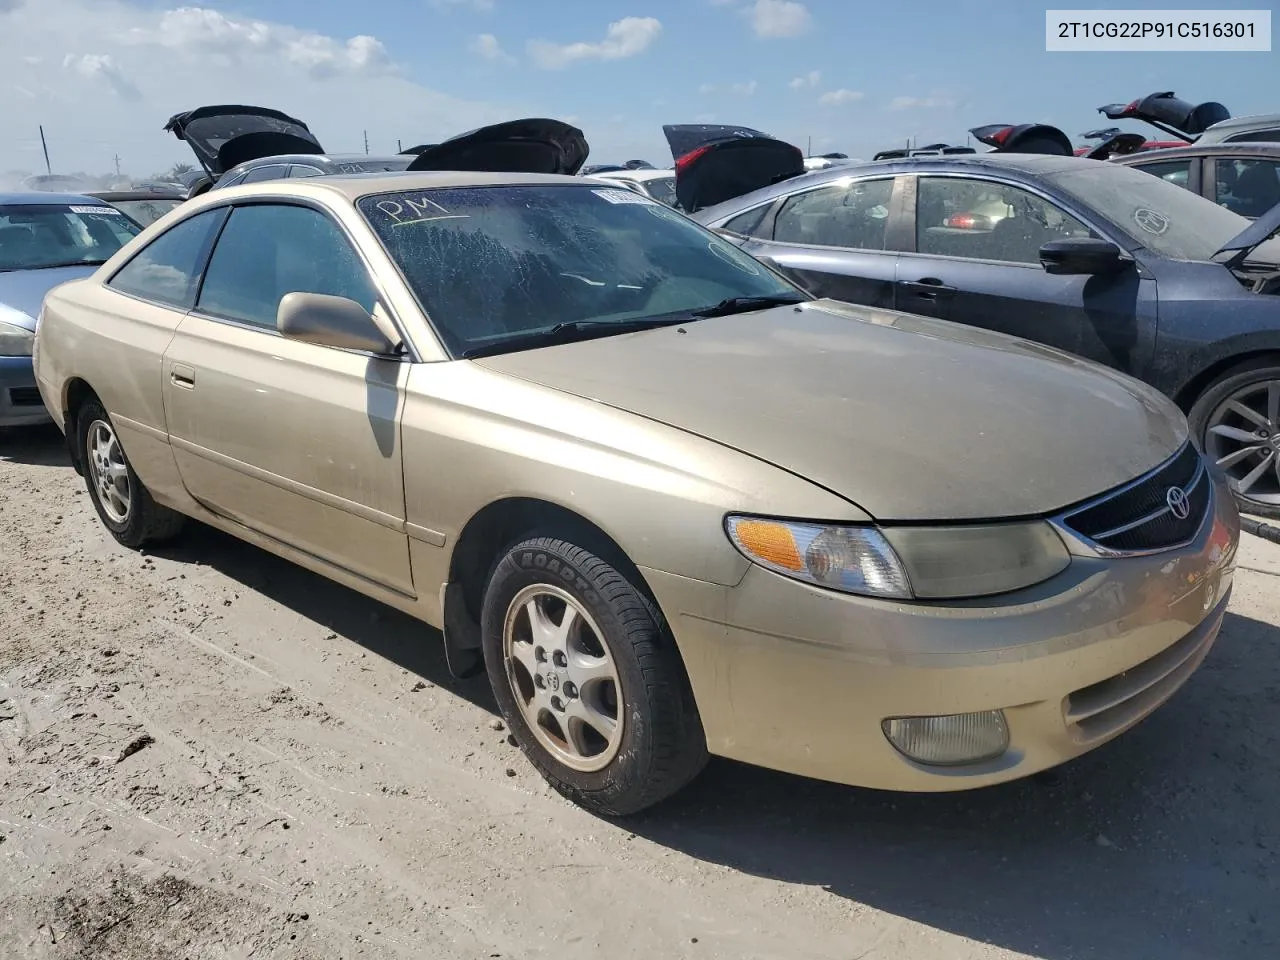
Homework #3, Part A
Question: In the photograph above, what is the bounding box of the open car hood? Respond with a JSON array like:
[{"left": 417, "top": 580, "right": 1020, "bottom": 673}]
[
  {"left": 970, "top": 124, "right": 1074, "bottom": 156},
  {"left": 1215, "top": 199, "right": 1280, "bottom": 269},
  {"left": 663, "top": 124, "right": 804, "bottom": 213},
  {"left": 1098, "top": 92, "right": 1230, "bottom": 141},
  {"left": 405, "top": 119, "right": 588, "bottom": 175},
  {"left": 164, "top": 105, "right": 323, "bottom": 177},
  {"left": 1083, "top": 132, "right": 1148, "bottom": 160}
]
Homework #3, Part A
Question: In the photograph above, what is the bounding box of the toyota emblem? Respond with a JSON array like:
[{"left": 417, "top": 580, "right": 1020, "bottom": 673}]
[{"left": 1166, "top": 486, "right": 1191, "bottom": 520}]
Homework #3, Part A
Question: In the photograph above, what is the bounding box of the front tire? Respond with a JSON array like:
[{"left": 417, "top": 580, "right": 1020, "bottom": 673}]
[
  {"left": 481, "top": 536, "right": 708, "bottom": 816},
  {"left": 77, "top": 398, "right": 185, "bottom": 547},
  {"left": 1189, "top": 360, "right": 1280, "bottom": 520}
]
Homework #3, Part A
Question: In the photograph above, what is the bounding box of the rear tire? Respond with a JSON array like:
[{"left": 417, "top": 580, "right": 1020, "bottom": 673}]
[
  {"left": 481, "top": 536, "right": 708, "bottom": 817},
  {"left": 1189, "top": 359, "right": 1280, "bottom": 520},
  {"left": 77, "top": 398, "right": 185, "bottom": 548}
]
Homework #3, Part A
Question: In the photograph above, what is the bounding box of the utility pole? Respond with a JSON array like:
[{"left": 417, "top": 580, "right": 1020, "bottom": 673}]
[
  {"left": 363, "top": 130, "right": 369, "bottom": 155},
  {"left": 114, "top": 154, "right": 121, "bottom": 177},
  {"left": 807, "top": 135, "right": 812, "bottom": 156},
  {"left": 39, "top": 125, "right": 51, "bottom": 174},
  {"left": 397, "top": 138, "right": 402, "bottom": 153}
]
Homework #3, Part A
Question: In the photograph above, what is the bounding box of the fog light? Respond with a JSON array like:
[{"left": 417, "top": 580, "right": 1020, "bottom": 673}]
[{"left": 882, "top": 711, "right": 1010, "bottom": 766}]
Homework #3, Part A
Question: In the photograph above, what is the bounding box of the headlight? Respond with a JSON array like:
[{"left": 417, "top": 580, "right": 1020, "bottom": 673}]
[
  {"left": 0, "top": 320, "right": 35, "bottom": 357},
  {"left": 725, "top": 516, "right": 1069, "bottom": 600}
]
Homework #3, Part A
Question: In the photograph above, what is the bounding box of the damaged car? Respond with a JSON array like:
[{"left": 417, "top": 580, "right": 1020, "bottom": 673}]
[
  {"left": 676, "top": 124, "right": 1280, "bottom": 518},
  {"left": 33, "top": 120, "right": 1237, "bottom": 815},
  {"left": 164, "top": 104, "right": 414, "bottom": 197}
]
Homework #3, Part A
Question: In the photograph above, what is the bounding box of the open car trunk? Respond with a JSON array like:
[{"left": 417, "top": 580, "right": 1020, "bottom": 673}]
[
  {"left": 969, "top": 123, "right": 1074, "bottom": 156},
  {"left": 405, "top": 119, "right": 588, "bottom": 175},
  {"left": 164, "top": 105, "right": 324, "bottom": 178},
  {"left": 1098, "top": 92, "right": 1230, "bottom": 142},
  {"left": 663, "top": 124, "right": 804, "bottom": 213}
]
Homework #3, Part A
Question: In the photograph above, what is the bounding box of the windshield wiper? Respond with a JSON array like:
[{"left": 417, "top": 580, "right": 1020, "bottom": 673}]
[
  {"left": 459, "top": 316, "right": 689, "bottom": 359},
  {"left": 26, "top": 259, "right": 110, "bottom": 271},
  {"left": 688, "top": 294, "right": 808, "bottom": 318}
]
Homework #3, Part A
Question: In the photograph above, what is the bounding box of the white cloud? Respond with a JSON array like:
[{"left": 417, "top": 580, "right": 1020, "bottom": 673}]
[
  {"left": 527, "top": 17, "right": 662, "bottom": 70},
  {"left": 63, "top": 53, "right": 139, "bottom": 101},
  {"left": 819, "top": 88, "right": 864, "bottom": 106},
  {"left": 749, "top": 0, "right": 811, "bottom": 38},
  {"left": 469, "top": 32, "right": 513, "bottom": 63},
  {"left": 0, "top": 0, "right": 518, "bottom": 177},
  {"left": 120, "top": 7, "right": 395, "bottom": 79},
  {"left": 789, "top": 69, "right": 820, "bottom": 90},
  {"left": 889, "top": 95, "right": 957, "bottom": 110}
]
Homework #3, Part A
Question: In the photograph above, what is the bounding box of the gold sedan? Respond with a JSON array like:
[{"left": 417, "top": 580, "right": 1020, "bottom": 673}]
[{"left": 35, "top": 168, "right": 1238, "bottom": 816}]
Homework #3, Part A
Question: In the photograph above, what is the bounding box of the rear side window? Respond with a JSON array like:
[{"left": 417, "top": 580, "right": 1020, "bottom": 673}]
[
  {"left": 720, "top": 204, "right": 772, "bottom": 239},
  {"left": 1132, "top": 159, "right": 1192, "bottom": 190},
  {"left": 239, "top": 164, "right": 289, "bottom": 184},
  {"left": 774, "top": 179, "right": 894, "bottom": 250},
  {"left": 196, "top": 204, "right": 376, "bottom": 331},
  {"left": 107, "top": 208, "right": 227, "bottom": 308},
  {"left": 1225, "top": 130, "right": 1280, "bottom": 143}
]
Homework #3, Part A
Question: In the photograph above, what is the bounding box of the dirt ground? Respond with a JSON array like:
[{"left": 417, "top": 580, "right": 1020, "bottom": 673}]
[{"left": 1, "top": 424, "right": 1277, "bottom": 960}]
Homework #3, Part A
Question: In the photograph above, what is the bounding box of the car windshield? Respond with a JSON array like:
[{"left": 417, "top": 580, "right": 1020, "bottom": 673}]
[
  {"left": 0, "top": 203, "right": 140, "bottom": 272},
  {"left": 108, "top": 198, "right": 182, "bottom": 227},
  {"left": 358, "top": 183, "right": 802, "bottom": 356},
  {"left": 1046, "top": 164, "right": 1269, "bottom": 262}
]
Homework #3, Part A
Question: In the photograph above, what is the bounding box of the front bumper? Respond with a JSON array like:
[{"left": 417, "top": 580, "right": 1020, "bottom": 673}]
[
  {"left": 643, "top": 472, "right": 1239, "bottom": 791},
  {"left": 0, "top": 355, "right": 52, "bottom": 428}
]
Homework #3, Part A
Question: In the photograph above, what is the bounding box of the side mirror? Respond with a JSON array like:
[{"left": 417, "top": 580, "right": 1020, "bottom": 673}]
[
  {"left": 1039, "top": 238, "right": 1127, "bottom": 276},
  {"left": 277, "top": 292, "right": 402, "bottom": 355}
]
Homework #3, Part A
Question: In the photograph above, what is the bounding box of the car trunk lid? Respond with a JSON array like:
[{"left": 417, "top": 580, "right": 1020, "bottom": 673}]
[
  {"left": 663, "top": 124, "right": 805, "bottom": 213},
  {"left": 163, "top": 105, "right": 324, "bottom": 177},
  {"left": 405, "top": 119, "right": 588, "bottom": 175}
]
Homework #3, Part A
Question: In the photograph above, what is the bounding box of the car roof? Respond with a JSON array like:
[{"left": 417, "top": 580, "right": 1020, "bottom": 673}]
[
  {"left": 593, "top": 168, "right": 675, "bottom": 182},
  {"left": 1116, "top": 143, "right": 1280, "bottom": 161},
  {"left": 1202, "top": 114, "right": 1280, "bottom": 134},
  {"left": 187, "top": 170, "right": 587, "bottom": 206},
  {"left": 0, "top": 191, "right": 112, "bottom": 206},
  {"left": 88, "top": 190, "right": 186, "bottom": 200}
]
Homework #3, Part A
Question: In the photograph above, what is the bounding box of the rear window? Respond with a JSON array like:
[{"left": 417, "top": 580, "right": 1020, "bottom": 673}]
[
  {"left": 0, "top": 203, "right": 140, "bottom": 272},
  {"left": 358, "top": 183, "right": 799, "bottom": 356}
]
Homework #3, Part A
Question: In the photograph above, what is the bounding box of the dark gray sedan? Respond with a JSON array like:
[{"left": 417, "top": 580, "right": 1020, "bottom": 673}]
[{"left": 675, "top": 129, "right": 1280, "bottom": 517}]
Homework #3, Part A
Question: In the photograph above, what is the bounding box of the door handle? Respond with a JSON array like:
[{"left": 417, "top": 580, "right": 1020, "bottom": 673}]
[
  {"left": 900, "top": 278, "right": 957, "bottom": 301},
  {"left": 170, "top": 364, "right": 195, "bottom": 390}
]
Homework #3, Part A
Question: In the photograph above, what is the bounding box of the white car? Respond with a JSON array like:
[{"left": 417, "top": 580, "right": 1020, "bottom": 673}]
[{"left": 588, "top": 168, "right": 679, "bottom": 207}]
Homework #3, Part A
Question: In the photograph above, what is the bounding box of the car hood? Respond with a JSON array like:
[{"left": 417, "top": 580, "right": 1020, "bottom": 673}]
[
  {"left": 0, "top": 265, "right": 98, "bottom": 327},
  {"left": 164, "top": 105, "right": 323, "bottom": 177},
  {"left": 406, "top": 119, "right": 588, "bottom": 176},
  {"left": 663, "top": 123, "right": 805, "bottom": 213},
  {"left": 473, "top": 300, "right": 1186, "bottom": 521},
  {"left": 1215, "top": 198, "right": 1280, "bottom": 268}
]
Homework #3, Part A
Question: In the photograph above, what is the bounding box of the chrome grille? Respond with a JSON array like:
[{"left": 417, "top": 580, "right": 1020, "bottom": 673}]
[{"left": 1058, "top": 443, "right": 1210, "bottom": 554}]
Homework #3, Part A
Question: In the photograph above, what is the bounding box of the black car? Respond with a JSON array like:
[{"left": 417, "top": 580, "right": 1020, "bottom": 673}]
[
  {"left": 166, "top": 106, "right": 587, "bottom": 197},
  {"left": 164, "top": 104, "right": 413, "bottom": 196},
  {"left": 671, "top": 124, "right": 1280, "bottom": 517}
]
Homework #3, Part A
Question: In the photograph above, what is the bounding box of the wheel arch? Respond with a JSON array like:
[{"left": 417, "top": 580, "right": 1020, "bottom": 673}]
[
  {"left": 61, "top": 377, "right": 101, "bottom": 474},
  {"left": 1174, "top": 349, "right": 1280, "bottom": 413},
  {"left": 440, "top": 496, "right": 669, "bottom": 680}
]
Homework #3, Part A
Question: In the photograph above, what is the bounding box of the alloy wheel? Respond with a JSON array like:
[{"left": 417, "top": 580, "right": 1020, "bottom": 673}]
[
  {"left": 86, "top": 419, "right": 132, "bottom": 524},
  {"left": 1205, "top": 379, "right": 1280, "bottom": 507},
  {"left": 502, "top": 584, "right": 624, "bottom": 773}
]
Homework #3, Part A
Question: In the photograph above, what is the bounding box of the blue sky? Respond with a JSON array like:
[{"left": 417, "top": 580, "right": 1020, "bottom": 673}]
[{"left": 1, "top": 0, "right": 1277, "bottom": 175}]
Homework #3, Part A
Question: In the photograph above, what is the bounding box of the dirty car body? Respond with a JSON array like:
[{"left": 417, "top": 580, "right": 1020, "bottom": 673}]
[{"left": 34, "top": 166, "right": 1238, "bottom": 815}]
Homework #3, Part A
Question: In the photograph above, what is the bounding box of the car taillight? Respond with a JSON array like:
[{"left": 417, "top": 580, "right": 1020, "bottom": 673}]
[
  {"left": 675, "top": 145, "right": 712, "bottom": 173},
  {"left": 943, "top": 212, "right": 991, "bottom": 230},
  {"left": 1123, "top": 98, "right": 1140, "bottom": 115}
]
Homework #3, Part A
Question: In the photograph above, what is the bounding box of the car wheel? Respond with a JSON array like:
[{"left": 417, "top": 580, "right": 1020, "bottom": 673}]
[
  {"left": 1189, "top": 359, "right": 1280, "bottom": 520},
  {"left": 481, "top": 536, "right": 708, "bottom": 816},
  {"left": 78, "top": 398, "right": 185, "bottom": 547}
]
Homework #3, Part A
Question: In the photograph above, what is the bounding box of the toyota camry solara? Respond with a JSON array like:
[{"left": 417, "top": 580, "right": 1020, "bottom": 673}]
[{"left": 35, "top": 169, "right": 1239, "bottom": 816}]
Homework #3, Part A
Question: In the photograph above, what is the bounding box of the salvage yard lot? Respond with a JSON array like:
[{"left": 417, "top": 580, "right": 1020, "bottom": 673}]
[{"left": 1, "top": 425, "right": 1277, "bottom": 960}]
